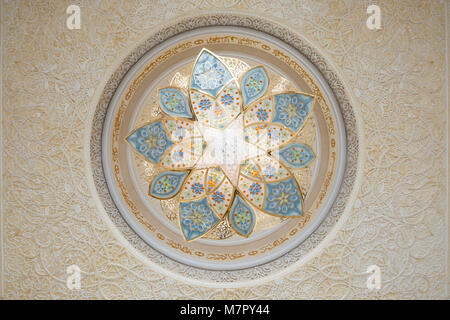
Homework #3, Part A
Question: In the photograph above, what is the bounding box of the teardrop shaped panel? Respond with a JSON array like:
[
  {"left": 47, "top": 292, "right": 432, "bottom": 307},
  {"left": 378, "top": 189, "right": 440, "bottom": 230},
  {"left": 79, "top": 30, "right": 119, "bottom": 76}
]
[
  {"left": 277, "top": 143, "right": 315, "bottom": 168},
  {"left": 158, "top": 87, "right": 193, "bottom": 119},
  {"left": 241, "top": 66, "right": 269, "bottom": 107},
  {"left": 149, "top": 171, "right": 188, "bottom": 199},
  {"left": 228, "top": 194, "right": 256, "bottom": 237}
]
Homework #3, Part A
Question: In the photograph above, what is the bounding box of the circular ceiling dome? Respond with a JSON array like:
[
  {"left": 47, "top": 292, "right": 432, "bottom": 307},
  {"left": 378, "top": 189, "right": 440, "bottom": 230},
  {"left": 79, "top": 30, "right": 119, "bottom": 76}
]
[{"left": 91, "top": 16, "right": 358, "bottom": 282}]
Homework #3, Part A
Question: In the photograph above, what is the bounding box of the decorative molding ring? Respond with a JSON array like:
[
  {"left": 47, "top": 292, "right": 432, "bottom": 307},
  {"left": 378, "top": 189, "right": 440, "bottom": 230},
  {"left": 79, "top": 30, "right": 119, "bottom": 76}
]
[{"left": 90, "top": 14, "right": 359, "bottom": 282}]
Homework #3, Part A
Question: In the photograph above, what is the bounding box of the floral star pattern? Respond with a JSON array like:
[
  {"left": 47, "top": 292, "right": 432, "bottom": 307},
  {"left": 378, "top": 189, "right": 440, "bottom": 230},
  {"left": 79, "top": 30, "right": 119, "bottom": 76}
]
[{"left": 127, "top": 49, "right": 316, "bottom": 241}]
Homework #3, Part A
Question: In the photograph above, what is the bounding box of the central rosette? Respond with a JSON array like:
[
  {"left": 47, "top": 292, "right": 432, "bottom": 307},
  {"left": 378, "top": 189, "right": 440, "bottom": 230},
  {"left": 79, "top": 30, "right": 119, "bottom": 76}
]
[
  {"left": 126, "top": 49, "right": 316, "bottom": 241},
  {"left": 196, "top": 114, "right": 266, "bottom": 186}
]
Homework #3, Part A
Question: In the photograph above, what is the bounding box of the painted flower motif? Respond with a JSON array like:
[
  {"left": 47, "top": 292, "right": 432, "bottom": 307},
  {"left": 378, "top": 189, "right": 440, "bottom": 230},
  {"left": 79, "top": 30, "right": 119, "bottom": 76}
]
[
  {"left": 264, "top": 179, "right": 302, "bottom": 216},
  {"left": 162, "top": 92, "right": 184, "bottom": 112},
  {"left": 211, "top": 191, "right": 225, "bottom": 203},
  {"left": 150, "top": 171, "right": 188, "bottom": 199},
  {"left": 255, "top": 124, "right": 267, "bottom": 134},
  {"left": 233, "top": 206, "right": 251, "bottom": 230},
  {"left": 278, "top": 143, "right": 315, "bottom": 168},
  {"left": 207, "top": 179, "right": 217, "bottom": 191},
  {"left": 273, "top": 93, "right": 313, "bottom": 132},
  {"left": 245, "top": 74, "right": 264, "bottom": 97},
  {"left": 256, "top": 107, "right": 269, "bottom": 121},
  {"left": 191, "top": 51, "right": 232, "bottom": 96},
  {"left": 155, "top": 176, "right": 176, "bottom": 194},
  {"left": 249, "top": 182, "right": 261, "bottom": 195},
  {"left": 184, "top": 208, "right": 209, "bottom": 231},
  {"left": 242, "top": 66, "right": 268, "bottom": 105},
  {"left": 191, "top": 182, "right": 204, "bottom": 194},
  {"left": 127, "top": 122, "right": 174, "bottom": 163},
  {"left": 180, "top": 199, "right": 219, "bottom": 239},
  {"left": 247, "top": 169, "right": 258, "bottom": 179},
  {"left": 220, "top": 94, "right": 234, "bottom": 106},
  {"left": 127, "top": 49, "right": 316, "bottom": 241},
  {"left": 158, "top": 88, "right": 192, "bottom": 118},
  {"left": 199, "top": 98, "right": 212, "bottom": 110}
]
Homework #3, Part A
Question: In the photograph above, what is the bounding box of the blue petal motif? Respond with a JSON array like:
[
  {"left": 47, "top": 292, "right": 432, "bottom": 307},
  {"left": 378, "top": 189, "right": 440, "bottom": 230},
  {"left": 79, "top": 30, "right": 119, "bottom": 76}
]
[
  {"left": 263, "top": 178, "right": 303, "bottom": 217},
  {"left": 158, "top": 88, "right": 193, "bottom": 118},
  {"left": 149, "top": 171, "right": 188, "bottom": 199},
  {"left": 126, "top": 121, "right": 174, "bottom": 163},
  {"left": 241, "top": 66, "right": 268, "bottom": 107},
  {"left": 272, "top": 93, "right": 314, "bottom": 132},
  {"left": 229, "top": 194, "right": 256, "bottom": 237},
  {"left": 179, "top": 198, "right": 220, "bottom": 241},
  {"left": 190, "top": 49, "right": 233, "bottom": 97},
  {"left": 278, "top": 143, "right": 315, "bottom": 168}
]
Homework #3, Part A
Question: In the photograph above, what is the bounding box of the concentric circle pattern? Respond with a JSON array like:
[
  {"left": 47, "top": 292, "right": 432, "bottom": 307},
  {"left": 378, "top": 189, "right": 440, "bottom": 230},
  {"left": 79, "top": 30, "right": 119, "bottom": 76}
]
[{"left": 91, "top": 16, "right": 358, "bottom": 282}]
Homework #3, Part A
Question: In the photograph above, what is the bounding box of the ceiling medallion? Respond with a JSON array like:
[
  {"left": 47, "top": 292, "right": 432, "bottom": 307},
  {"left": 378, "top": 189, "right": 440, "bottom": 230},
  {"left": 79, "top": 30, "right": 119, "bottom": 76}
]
[
  {"left": 126, "top": 49, "right": 316, "bottom": 242},
  {"left": 100, "top": 26, "right": 348, "bottom": 271}
]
